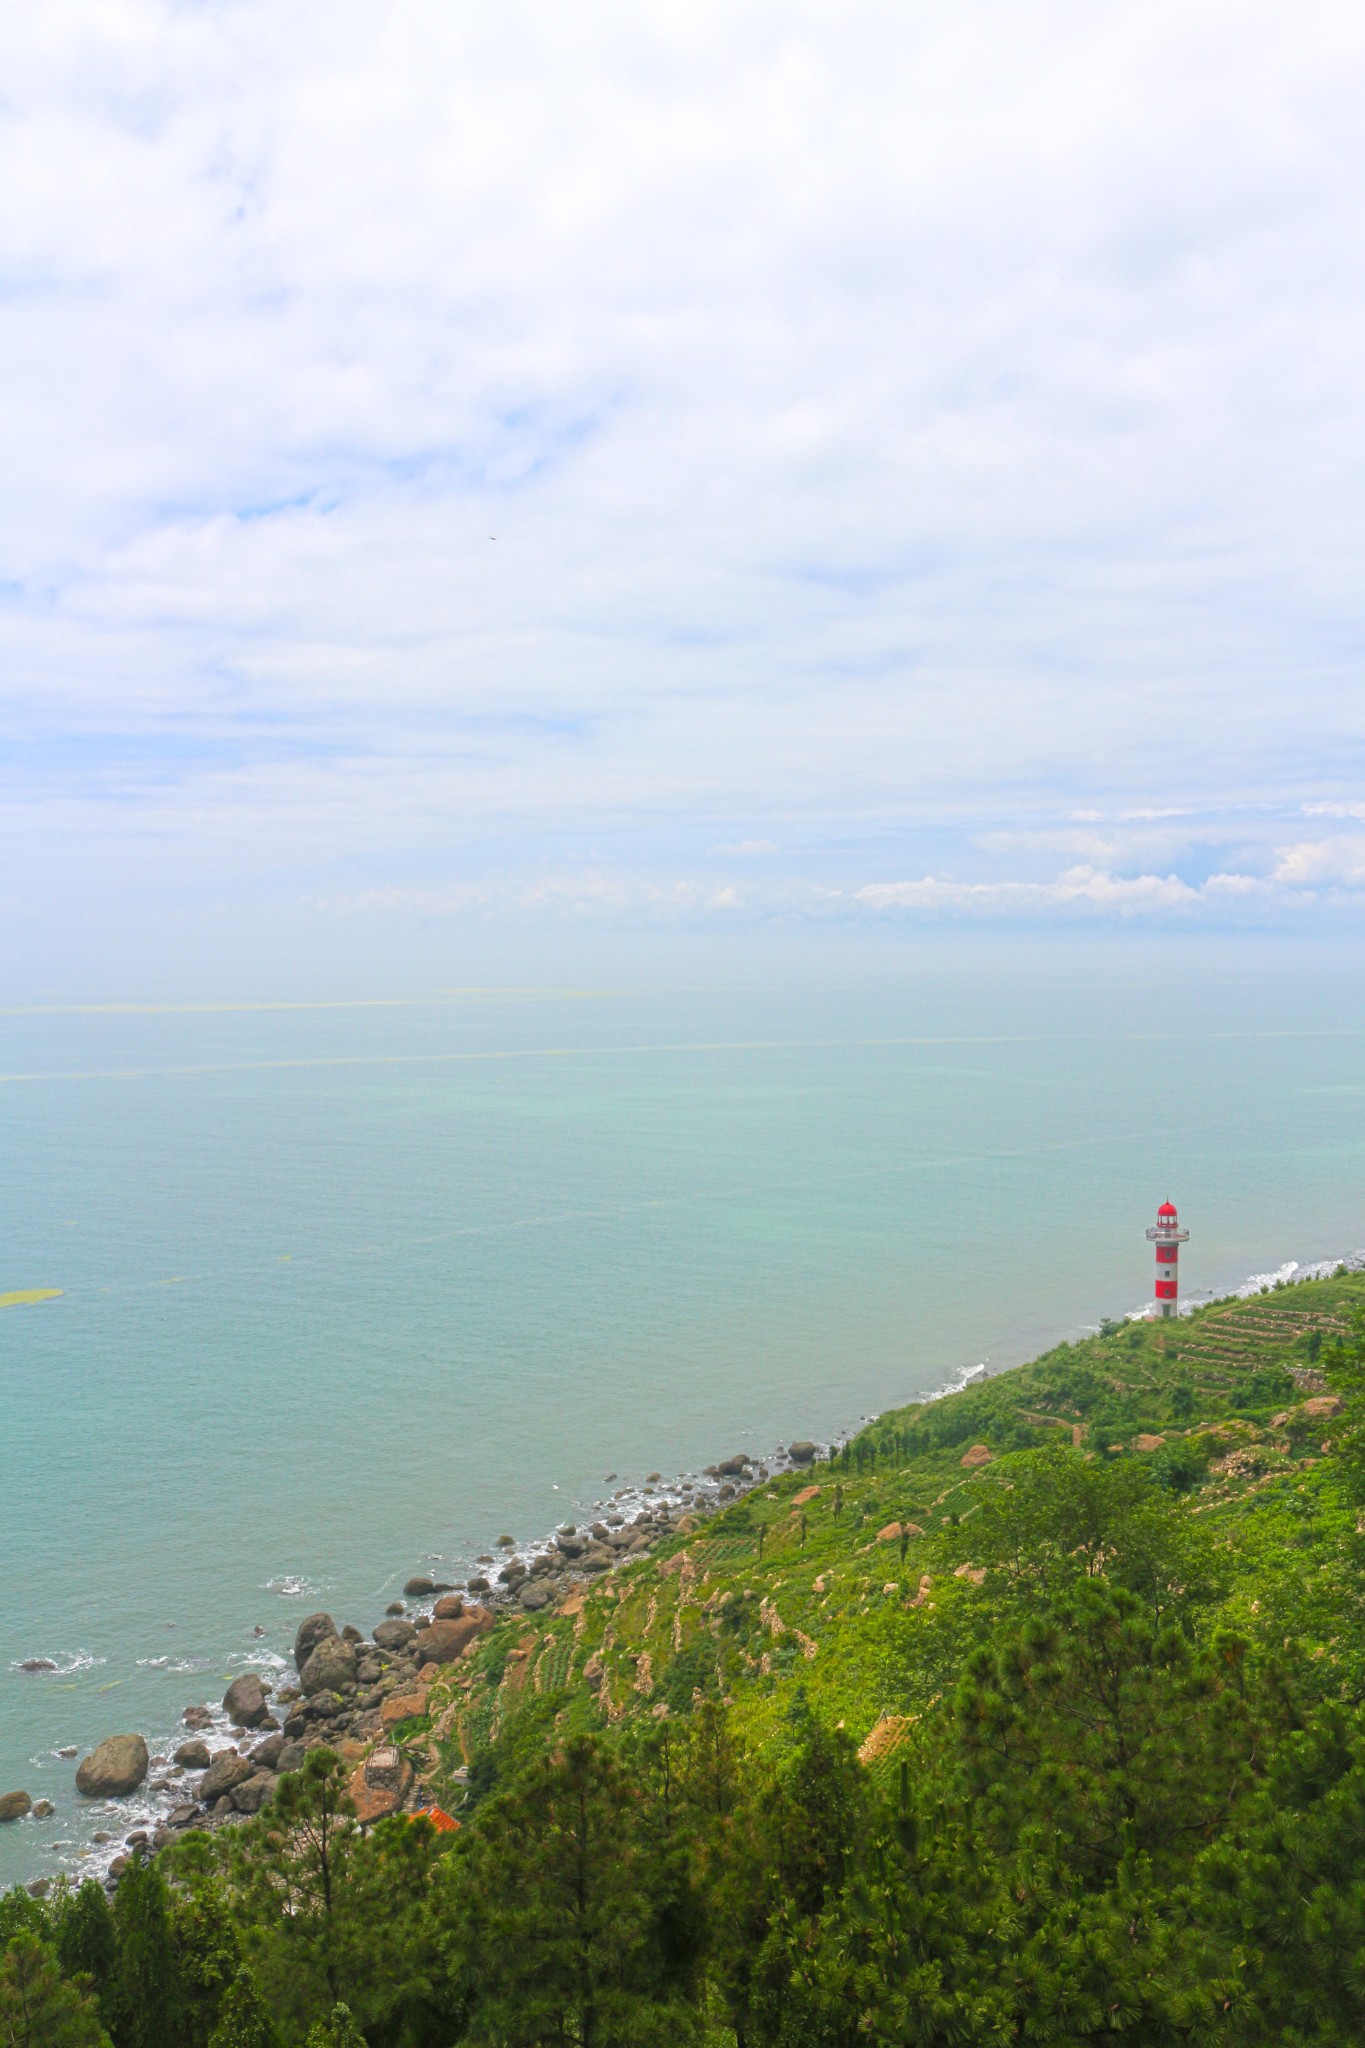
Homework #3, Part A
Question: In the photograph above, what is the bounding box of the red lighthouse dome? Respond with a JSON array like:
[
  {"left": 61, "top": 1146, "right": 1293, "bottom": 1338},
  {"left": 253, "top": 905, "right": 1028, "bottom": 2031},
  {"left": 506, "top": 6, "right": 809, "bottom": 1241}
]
[{"left": 1157, "top": 1201, "right": 1177, "bottom": 1220}]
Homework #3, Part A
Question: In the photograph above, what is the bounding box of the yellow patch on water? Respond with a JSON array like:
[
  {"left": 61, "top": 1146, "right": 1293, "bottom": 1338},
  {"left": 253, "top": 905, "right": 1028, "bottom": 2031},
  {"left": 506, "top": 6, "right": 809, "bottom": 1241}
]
[{"left": 0, "top": 1288, "right": 62, "bottom": 1308}]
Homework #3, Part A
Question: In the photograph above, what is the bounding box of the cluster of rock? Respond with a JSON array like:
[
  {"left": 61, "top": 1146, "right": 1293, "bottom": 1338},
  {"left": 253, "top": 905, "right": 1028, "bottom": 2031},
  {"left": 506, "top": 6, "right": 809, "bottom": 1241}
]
[{"left": 28, "top": 1437, "right": 821, "bottom": 1882}]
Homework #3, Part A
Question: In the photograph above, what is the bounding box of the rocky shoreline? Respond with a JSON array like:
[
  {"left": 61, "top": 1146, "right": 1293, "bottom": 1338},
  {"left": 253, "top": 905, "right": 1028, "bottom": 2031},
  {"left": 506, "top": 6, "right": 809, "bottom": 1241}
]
[{"left": 6, "top": 1437, "right": 824, "bottom": 1891}]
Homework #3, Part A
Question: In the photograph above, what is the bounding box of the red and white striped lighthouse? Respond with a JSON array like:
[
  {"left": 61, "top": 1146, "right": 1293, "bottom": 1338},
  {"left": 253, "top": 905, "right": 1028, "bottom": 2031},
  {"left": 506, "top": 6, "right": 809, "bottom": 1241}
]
[{"left": 1145, "top": 1200, "right": 1189, "bottom": 1318}]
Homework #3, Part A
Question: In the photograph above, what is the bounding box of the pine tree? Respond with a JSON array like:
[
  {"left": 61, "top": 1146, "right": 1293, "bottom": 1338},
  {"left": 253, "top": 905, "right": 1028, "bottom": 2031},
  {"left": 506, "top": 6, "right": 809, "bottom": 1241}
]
[
  {"left": 304, "top": 2003, "right": 367, "bottom": 2048},
  {"left": 205, "top": 1972, "right": 280, "bottom": 2048},
  {"left": 0, "top": 1932, "right": 110, "bottom": 2048},
  {"left": 170, "top": 1880, "right": 240, "bottom": 2048},
  {"left": 452, "top": 1735, "right": 702, "bottom": 2047},
  {"left": 54, "top": 1885, "right": 117, "bottom": 2036},
  {"left": 224, "top": 1749, "right": 359, "bottom": 2027},
  {"left": 111, "top": 1855, "right": 182, "bottom": 2048}
]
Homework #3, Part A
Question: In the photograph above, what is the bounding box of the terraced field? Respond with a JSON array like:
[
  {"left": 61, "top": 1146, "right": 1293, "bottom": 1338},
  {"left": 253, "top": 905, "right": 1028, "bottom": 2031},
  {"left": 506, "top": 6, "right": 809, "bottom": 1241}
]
[{"left": 404, "top": 1271, "right": 1365, "bottom": 1811}]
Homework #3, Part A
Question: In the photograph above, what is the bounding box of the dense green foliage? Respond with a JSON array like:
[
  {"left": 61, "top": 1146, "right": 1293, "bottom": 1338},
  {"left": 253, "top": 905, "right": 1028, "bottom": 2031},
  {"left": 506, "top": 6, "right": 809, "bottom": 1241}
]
[{"left": 9, "top": 1273, "right": 1365, "bottom": 2043}]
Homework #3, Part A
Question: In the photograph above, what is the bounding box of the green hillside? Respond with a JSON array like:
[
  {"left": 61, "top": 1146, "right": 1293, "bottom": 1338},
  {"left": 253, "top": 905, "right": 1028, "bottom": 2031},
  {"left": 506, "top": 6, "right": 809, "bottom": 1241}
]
[
  {"left": 7, "top": 1270, "right": 1365, "bottom": 2047},
  {"left": 428, "top": 1273, "right": 1365, "bottom": 1802}
]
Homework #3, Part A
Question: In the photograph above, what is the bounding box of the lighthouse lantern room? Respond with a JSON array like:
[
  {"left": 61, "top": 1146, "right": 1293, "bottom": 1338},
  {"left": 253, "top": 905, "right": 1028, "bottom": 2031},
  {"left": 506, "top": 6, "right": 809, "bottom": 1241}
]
[{"left": 1145, "top": 1200, "right": 1190, "bottom": 1318}]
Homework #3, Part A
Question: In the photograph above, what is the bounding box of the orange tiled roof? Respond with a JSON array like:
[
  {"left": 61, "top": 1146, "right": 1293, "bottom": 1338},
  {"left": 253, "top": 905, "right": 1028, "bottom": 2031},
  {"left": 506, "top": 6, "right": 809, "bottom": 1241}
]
[{"left": 412, "top": 1804, "right": 460, "bottom": 1833}]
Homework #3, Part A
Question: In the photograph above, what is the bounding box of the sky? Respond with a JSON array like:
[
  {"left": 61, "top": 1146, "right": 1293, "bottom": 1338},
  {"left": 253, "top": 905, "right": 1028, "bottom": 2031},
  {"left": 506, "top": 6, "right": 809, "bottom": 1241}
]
[{"left": 4, "top": 1, "right": 1365, "bottom": 988}]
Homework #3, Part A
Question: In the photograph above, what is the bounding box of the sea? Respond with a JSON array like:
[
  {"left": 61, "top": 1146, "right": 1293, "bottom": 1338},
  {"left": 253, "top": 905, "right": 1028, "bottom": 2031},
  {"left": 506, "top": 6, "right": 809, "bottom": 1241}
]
[{"left": 4, "top": 944, "right": 1365, "bottom": 1887}]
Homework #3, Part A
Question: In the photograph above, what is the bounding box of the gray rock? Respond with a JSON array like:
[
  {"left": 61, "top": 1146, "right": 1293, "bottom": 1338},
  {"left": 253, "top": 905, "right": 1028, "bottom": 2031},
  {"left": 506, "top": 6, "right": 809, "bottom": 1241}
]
[
  {"left": 496, "top": 1561, "right": 526, "bottom": 1584},
  {"left": 294, "top": 1612, "right": 339, "bottom": 1670},
  {"left": 305, "top": 1690, "right": 344, "bottom": 1720},
  {"left": 31, "top": 1799, "right": 54, "bottom": 1819},
  {"left": 182, "top": 1705, "right": 212, "bottom": 1729},
  {"left": 174, "top": 1741, "right": 211, "bottom": 1771},
  {"left": 518, "top": 1582, "right": 553, "bottom": 1610},
  {"left": 76, "top": 1736, "right": 149, "bottom": 1798},
  {"left": 300, "top": 1637, "right": 357, "bottom": 1696},
  {"left": 433, "top": 1594, "right": 465, "bottom": 1620},
  {"left": 169, "top": 1804, "right": 199, "bottom": 1827},
  {"left": 230, "top": 1773, "right": 275, "bottom": 1815},
  {"left": 372, "top": 1618, "right": 416, "bottom": 1652},
  {"left": 20, "top": 1658, "right": 57, "bottom": 1673},
  {"left": 356, "top": 1658, "right": 382, "bottom": 1684},
  {"left": 496, "top": 1535, "right": 516, "bottom": 1547},
  {"left": 529, "top": 1555, "right": 557, "bottom": 1576},
  {"left": 0, "top": 1790, "right": 32, "bottom": 1823},
  {"left": 555, "top": 1534, "right": 584, "bottom": 1558},
  {"left": 403, "top": 1577, "right": 437, "bottom": 1596},
  {"left": 341, "top": 1625, "right": 364, "bottom": 1644},
  {"left": 27, "top": 1878, "right": 50, "bottom": 1898},
  {"left": 788, "top": 1441, "right": 818, "bottom": 1465},
  {"left": 557, "top": 1524, "right": 577, "bottom": 1536},
  {"left": 717, "top": 1454, "right": 750, "bottom": 1476},
  {"left": 250, "top": 1733, "right": 286, "bottom": 1769},
  {"left": 200, "top": 1752, "right": 254, "bottom": 1803},
  {"left": 385, "top": 1601, "right": 405, "bottom": 1615},
  {"left": 223, "top": 1674, "right": 270, "bottom": 1728},
  {"left": 466, "top": 1575, "right": 490, "bottom": 1593},
  {"left": 275, "top": 1741, "right": 307, "bottom": 1774}
]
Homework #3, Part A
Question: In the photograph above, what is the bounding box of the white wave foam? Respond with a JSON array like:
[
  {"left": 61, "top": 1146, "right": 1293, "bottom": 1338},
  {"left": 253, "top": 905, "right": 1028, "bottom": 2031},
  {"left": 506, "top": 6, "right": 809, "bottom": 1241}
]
[
  {"left": 10, "top": 1650, "right": 106, "bottom": 1677},
  {"left": 1233, "top": 1250, "right": 1365, "bottom": 1297},
  {"left": 264, "top": 1574, "right": 317, "bottom": 1598},
  {"left": 924, "top": 1361, "right": 989, "bottom": 1403}
]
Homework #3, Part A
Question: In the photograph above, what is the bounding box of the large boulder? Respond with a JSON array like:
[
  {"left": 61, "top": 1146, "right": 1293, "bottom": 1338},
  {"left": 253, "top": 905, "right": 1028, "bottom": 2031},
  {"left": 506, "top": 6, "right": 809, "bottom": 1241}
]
[
  {"left": 381, "top": 1687, "right": 430, "bottom": 1730},
  {"left": 294, "top": 1613, "right": 339, "bottom": 1671},
  {"left": 75, "top": 1736, "right": 149, "bottom": 1799},
  {"left": 223, "top": 1674, "right": 269, "bottom": 1728},
  {"left": 413, "top": 1611, "right": 491, "bottom": 1664},
  {"left": 200, "top": 1752, "right": 255, "bottom": 1803},
  {"left": 347, "top": 1747, "right": 413, "bottom": 1824},
  {"left": 230, "top": 1773, "right": 275, "bottom": 1816},
  {"left": 433, "top": 1594, "right": 465, "bottom": 1621},
  {"left": 0, "top": 1790, "right": 32, "bottom": 1823},
  {"left": 174, "top": 1740, "right": 211, "bottom": 1771},
  {"left": 787, "top": 1441, "right": 818, "bottom": 1465},
  {"left": 300, "top": 1637, "right": 358, "bottom": 1697},
  {"left": 250, "top": 1733, "right": 286, "bottom": 1770},
  {"left": 372, "top": 1618, "right": 415, "bottom": 1652},
  {"left": 518, "top": 1582, "right": 553, "bottom": 1611}
]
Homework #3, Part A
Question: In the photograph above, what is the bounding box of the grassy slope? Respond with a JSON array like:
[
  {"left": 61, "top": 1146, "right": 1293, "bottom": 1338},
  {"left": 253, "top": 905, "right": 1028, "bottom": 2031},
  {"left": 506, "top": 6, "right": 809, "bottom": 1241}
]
[{"left": 403, "top": 1275, "right": 1365, "bottom": 1807}]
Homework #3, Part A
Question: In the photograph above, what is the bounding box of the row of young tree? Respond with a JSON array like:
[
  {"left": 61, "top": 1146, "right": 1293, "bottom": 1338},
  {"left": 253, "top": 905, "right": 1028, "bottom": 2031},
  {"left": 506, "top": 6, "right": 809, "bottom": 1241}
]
[
  {"left": 8, "top": 1326, "right": 1365, "bottom": 2048},
  {"left": 6, "top": 1583, "right": 1365, "bottom": 2046}
]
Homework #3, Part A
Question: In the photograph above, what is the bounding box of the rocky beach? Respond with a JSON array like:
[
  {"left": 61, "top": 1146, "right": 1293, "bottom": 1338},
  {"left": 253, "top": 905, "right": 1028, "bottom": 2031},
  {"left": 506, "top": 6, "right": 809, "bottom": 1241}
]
[{"left": 3, "top": 1438, "right": 825, "bottom": 1890}]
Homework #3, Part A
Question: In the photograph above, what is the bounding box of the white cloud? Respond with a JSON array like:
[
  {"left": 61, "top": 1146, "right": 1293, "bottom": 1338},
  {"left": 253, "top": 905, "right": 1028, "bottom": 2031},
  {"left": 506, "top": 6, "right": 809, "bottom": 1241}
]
[
  {"left": 4, "top": 1, "right": 1365, "bottom": 964},
  {"left": 1273, "top": 837, "right": 1365, "bottom": 887},
  {"left": 855, "top": 865, "right": 1252, "bottom": 916}
]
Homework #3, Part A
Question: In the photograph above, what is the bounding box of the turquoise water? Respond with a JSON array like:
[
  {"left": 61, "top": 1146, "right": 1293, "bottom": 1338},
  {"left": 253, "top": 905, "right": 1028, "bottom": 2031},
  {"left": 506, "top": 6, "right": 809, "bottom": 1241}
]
[{"left": 4, "top": 956, "right": 1365, "bottom": 1886}]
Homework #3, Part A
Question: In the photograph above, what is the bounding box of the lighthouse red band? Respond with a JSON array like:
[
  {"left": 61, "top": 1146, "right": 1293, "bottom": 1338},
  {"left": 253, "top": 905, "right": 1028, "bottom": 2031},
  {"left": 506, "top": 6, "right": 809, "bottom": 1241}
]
[{"left": 1145, "top": 1200, "right": 1190, "bottom": 1318}]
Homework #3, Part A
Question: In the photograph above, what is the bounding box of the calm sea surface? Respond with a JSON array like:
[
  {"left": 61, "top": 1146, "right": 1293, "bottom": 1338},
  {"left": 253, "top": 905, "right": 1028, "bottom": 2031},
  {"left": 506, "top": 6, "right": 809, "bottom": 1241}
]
[{"left": 4, "top": 956, "right": 1365, "bottom": 1884}]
